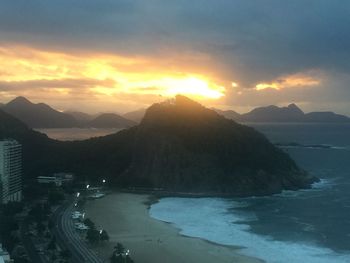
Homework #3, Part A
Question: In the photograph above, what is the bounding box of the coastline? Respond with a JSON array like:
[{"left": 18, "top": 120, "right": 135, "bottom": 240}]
[{"left": 84, "top": 192, "right": 263, "bottom": 263}]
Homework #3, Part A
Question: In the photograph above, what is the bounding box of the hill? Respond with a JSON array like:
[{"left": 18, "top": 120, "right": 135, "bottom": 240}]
[
  {"left": 241, "top": 103, "right": 304, "bottom": 122},
  {"left": 0, "top": 96, "right": 317, "bottom": 196},
  {"left": 123, "top": 109, "right": 146, "bottom": 123},
  {"left": 119, "top": 96, "right": 316, "bottom": 195},
  {"left": 213, "top": 108, "right": 241, "bottom": 121},
  {"left": 64, "top": 111, "right": 95, "bottom": 123},
  {"left": 86, "top": 113, "right": 136, "bottom": 128},
  {"left": 304, "top": 112, "right": 350, "bottom": 122},
  {"left": 215, "top": 104, "right": 350, "bottom": 123},
  {"left": 3, "top": 97, "right": 78, "bottom": 128}
]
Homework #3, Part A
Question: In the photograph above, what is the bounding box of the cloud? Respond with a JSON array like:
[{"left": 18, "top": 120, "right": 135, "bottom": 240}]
[
  {"left": 0, "top": 1, "right": 349, "bottom": 114},
  {"left": 0, "top": 78, "right": 115, "bottom": 91},
  {"left": 255, "top": 72, "right": 321, "bottom": 91}
]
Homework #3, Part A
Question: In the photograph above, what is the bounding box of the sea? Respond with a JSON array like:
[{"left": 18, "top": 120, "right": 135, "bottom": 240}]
[
  {"left": 35, "top": 128, "right": 123, "bottom": 141},
  {"left": 149, "top": 123, "right": 350, "bottom": 263},
  {"left": 37, "top": 124, "right": 350, "bottom": 262}
]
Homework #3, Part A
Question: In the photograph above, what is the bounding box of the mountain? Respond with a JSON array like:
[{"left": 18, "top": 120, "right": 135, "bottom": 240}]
[
  {"left": 0, "top": 96, "right": 317, "bottom": 196},
  {"left": 119, "top": 96, "right": 316, "bottom": 195},
  {"left": 213, "top": 108, "right": 241, "bottom": 120},
  {"left": 64, "top": 111, "right": 95, "bottom": 123},
  {"left": 0, "top": 108, "right": 29, "bottom": 135},
  {"left": 304, "top": 112, "right": 350, "bottom": 122},
  {"left": 3, "top": 97, "right": 78, "bottom": 128},
  {"left": 241, "top": 103, "right": 305, "bottom": 122},
  {"left": 86, "top": 113, "right": 136, "bottom": 128},
  {"left": 123, "top": 108, "right": 146, "bottom": 123},
  {"left": 215, "top": 104, "right": 350, "bottom": 123},
  {"left": 0, "top": 108, "right": 58, "bottom": 179},
  {"left": 0, "top": 103, "right": 4, "bottom": 108}
]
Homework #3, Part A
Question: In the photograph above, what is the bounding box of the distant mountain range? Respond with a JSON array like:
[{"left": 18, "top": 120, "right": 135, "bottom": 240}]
[
  {"left": 3, "top": 96, "right": 78, "bottom": 128},
  {"left": 123, "top": 108, "right": 146, "bottom": 123},
  {"left": 1, "top": 97, "right": 136, "bottom": 128},
  {"left": 64, "top": 111, "right": 95, "bottom": 122},
  {"left": 1, "top": 96, "right": 348, "bottom": 128},
  {"left": 122, "top": 104, "right": 350, "bottom": 124},
  {"left": 215, "top": 104, "right": 350, "bottom": 123},
  {"left": 0, "top": 95, "right": 317, "bottom": 196},
  {"left": 87, "top": 113, "right": 135, "bottom": 128}
]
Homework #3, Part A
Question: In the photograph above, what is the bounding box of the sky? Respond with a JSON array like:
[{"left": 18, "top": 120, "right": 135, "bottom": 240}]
[{"left": 0, "top": 0, "right": 350, "bottom": 115}]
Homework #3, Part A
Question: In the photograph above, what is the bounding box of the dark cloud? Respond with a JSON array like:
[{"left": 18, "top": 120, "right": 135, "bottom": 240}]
[{"left": 0, "top": 0, "right": 349, "bottom": 112}]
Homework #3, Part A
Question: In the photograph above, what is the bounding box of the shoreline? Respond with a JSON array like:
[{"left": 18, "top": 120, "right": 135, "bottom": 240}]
[{"left": 84, "top": 192, "right": 263, "bottom": 263}]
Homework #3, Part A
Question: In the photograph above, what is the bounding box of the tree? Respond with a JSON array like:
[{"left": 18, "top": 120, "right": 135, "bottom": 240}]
[
  {"left": 83, "top": 218, "right": 95, "bottom": 230},
  {"left": 125, "top": 255, "right": 134, "bottom": 263},
  {"left": 48, "top": 218, "right": 54, "bottom": 229},
  {"left": 110, "top": 254, "right": 123, "bottom": 263},
  {"left": 114, "top": 243, "right": 124, "bottom": 255},
  {"left": 47, "top": 237, "right": 56, "bottom": 250},
  {"left": 29, "top": 204, "right": 47, "bottom": 222},
  {"left": 36, "top": 222, "right": 46, "bottom": 236},
  {"left": 100, "top": 230, "right": 109, "bottom": 242},
  {"left": 86, "top": 229, "right": 100, "bottom": 244},
  {"left": 110, "top": 244, "right": 134, "bottom": 263},
  {"left": 60, "top": 249, "right": 71, "bottom": 262},
  {"left": 48, "top": 190, "right": 65, "bottom": 205},
  {"left": 0, "top": 201, "right": 24, "bottom": 215}
]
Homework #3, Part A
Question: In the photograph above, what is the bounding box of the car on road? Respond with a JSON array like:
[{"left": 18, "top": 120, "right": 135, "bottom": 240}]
[{"left": 74, "top": 222, "right": 89, "bottom": 230}]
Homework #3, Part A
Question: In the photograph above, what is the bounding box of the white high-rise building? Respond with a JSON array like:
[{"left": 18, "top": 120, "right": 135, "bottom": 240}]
[{"left": 0, "top": 139, "right": 22, "bottom": 204}]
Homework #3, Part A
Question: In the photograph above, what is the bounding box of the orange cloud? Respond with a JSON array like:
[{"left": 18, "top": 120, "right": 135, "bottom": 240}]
[
  {"left": 0, "top": 45, "right": 226, "bottom": 106},
  {"left": 255, "top": 73, "right": 321, "bottom": 91}
]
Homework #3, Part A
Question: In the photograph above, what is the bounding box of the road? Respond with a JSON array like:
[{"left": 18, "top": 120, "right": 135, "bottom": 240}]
[{"left": 52, "top": 201, "right": 103, "bottom": 263}]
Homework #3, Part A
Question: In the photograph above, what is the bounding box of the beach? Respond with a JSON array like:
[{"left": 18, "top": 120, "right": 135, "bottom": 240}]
[{"left": 84, "top": 192, "right": 263, "bottom": 263}]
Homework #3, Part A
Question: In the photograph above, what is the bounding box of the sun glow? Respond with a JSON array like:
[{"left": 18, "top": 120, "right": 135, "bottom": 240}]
[
  {"left": 162, "top": 76, "right": 224, "bottom": 99},
  {"left": 126, "top": 76, "right": 225, "bottom": 99},
  {"left": 0, "top": 46, "right": 225, "bottom": 101}
]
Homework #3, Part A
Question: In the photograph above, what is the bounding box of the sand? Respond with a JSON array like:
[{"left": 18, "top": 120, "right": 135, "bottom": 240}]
[{"left": 84, "top": 193, "right": 263, "bottom": 263}]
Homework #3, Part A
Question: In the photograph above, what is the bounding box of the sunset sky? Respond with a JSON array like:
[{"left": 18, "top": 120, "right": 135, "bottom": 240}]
[{"left": 0, "top": 1, "right": 350, "bottom": 114}]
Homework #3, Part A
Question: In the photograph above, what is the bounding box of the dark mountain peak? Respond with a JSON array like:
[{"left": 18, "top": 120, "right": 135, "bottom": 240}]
[
  {"left": 7, "top": 96, "right": 32, "bottom": 107},
  {"left": 287, "top": 103, "right": 304, "bottom": 114},
  {"left": 241, "top": 103, "right": 304, "bottom": 122},
  {"left": 122, "top": 96, "right": 316, "bottom": 195},
  {"left": 175, "top": 94, "right": 203, "bottom": 108},
  {"left": 142, "top": 95, "right": 220, "bottom": 126},
  {"left": 4, "top": 97, "right": 77, "bottom": 128},
  {"left": 287, "top": 103, "right": 298, "bottom": 108},
  {"left": 7, "top": 97, "right": 55, "bottom": 111}
]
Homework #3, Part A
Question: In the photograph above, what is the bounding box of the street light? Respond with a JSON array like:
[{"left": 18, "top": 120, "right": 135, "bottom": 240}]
[
  {"left": 86, "top": 184, "right": 90, "bottom": 189},
  {"left": 102, "top": 179, "right": 106, "bottom": 183},
  {"left": 76, "top": 192, "right": 80, "bottom": 197}
]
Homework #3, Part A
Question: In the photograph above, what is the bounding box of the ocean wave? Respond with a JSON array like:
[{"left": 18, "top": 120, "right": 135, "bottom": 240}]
[
  {"left": 275, "top": 142, "right": 349, "bottom": 151},
  {"left": 150, "top": 197, "right": 350, "bottom": 263},
  {"left": 311, "top": 178, "right": 337, "bottom": 190}
]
